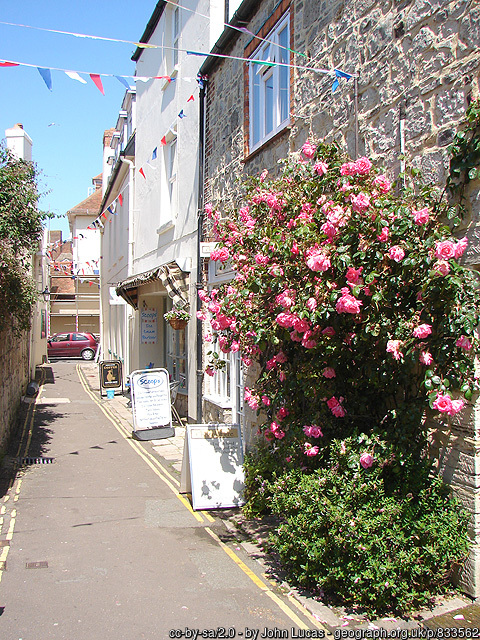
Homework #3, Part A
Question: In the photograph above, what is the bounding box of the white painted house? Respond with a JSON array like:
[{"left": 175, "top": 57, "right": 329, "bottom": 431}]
[{"left": 103, "top": 0, "right": 242, "bottom": 421}]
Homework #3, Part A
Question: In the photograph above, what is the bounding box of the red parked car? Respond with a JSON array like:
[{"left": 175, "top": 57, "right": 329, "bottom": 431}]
[{"left": 47, "top": 332, "right": 99, "bottom": 360}]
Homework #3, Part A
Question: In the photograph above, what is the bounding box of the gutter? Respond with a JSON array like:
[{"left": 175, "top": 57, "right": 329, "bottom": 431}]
[
  {"left": 132, "top": 1, "right": 167, "bottom": 62},
  {"left": 99, "top": 131, "right": 135, "bottom": 216}
]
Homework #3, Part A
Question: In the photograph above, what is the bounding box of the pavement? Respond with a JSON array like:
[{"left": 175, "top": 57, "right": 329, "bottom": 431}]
[{"left": 1, "top": 360, "right": 477, "bottom": 637}]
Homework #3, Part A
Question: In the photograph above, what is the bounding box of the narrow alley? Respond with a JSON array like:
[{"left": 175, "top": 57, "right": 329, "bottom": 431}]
[{"left": 0, "top": 361, "right": 322, "bottom": 639}]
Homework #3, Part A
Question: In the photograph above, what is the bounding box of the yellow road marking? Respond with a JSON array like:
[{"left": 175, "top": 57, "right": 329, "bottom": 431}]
[
  {"left": 76, "top": 366, "right": 204, "bottom": 523},
  {"left": 204, "top": 526, "right": 315, "bottom": 631},
  {"left": 77, "top": 364, "right": 318, "bottom": 631},
  {"left": 0, "top": 368, "right": 46, "bottom": 585}
]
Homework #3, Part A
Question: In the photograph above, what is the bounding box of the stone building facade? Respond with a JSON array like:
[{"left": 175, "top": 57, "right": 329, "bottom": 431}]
[{"left": 199, "top": 0, "right": 480, "bottom": 595}]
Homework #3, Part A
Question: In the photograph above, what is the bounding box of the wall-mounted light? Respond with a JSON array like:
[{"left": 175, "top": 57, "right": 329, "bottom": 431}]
[{"left": 38, "top": 287, "right": 50, "bottom": 302}]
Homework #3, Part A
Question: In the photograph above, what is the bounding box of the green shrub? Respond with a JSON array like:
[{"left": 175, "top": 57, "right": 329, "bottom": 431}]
[{"left": 267, "top": 436, "right": 469, "bottom": 615}]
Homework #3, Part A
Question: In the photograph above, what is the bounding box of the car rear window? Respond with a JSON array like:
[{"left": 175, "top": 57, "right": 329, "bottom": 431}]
[{"left": 72, "top": 334, "right": 88, "bottom": 341}]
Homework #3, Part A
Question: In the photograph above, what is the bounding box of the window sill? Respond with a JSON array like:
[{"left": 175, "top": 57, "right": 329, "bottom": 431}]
[
  {"left": 203, "top": 395, "right": 232, "bottom": 410},
  {"left": 244, "top": 123, "right": 291, "bottom": 164},
  {"left": 163, "top": 67, "right": 178, "bottom": 91},
  {"left": 156, "top": 221, "right": 174, "bottom": 236}
]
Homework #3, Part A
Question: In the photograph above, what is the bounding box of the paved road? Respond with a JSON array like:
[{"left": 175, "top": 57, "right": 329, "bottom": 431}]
[{"left": 0, "top": 361, "right": 323, "bottom": 640}]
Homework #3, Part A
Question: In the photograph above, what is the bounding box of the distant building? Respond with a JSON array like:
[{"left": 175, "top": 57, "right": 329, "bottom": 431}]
[{"left": 50, "top": 175, "right": 102, "bottom": 336}]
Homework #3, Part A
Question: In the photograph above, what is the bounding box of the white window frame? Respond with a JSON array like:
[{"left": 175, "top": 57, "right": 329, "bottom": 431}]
[
  {"left": 249, "top": 12, "right": 290, "bottom": 152},
  {"left": 172, "top": 6, "right": 180, "bottom": 70},
  {"left": 166, "top": 310, "right": 187, "bottom": 391},
  {"left": 168, "top": 136, "right": 177, "bottom": 217}
]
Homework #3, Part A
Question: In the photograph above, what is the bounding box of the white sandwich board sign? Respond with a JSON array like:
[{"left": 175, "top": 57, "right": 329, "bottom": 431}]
[
  {"left": 180, "top": 423, "right": 245, "bottom": 510},
  {"left": 130, "top": 368, "right": 174, "bottom": 440}
]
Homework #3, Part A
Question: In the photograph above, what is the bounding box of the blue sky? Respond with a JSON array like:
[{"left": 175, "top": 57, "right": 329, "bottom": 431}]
[{"left": 0, "top": 1, "right": 158, "bottom": 239}]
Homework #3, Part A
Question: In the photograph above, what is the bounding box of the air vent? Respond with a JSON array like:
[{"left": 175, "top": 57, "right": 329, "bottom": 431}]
[{"left": 19, "top": 457, "right": 55, "bottom": 465}]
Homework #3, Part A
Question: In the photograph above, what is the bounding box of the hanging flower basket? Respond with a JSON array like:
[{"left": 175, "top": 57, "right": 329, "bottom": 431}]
[
  {"left": 164, "top": 306, "right": 190, "bottom": 330},
  {"left": 168, "top": 316, "right": 188, "bottom": 330}
]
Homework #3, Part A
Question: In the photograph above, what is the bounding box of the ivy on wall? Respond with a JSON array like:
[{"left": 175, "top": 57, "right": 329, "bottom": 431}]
[{"left": 0, "top": 146, "right": 44, "bottom": 334}]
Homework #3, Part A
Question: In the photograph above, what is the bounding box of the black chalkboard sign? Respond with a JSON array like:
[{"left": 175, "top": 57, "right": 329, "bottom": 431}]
[{"left": 99, "top": 360, "right": 123, "bottom": 397}]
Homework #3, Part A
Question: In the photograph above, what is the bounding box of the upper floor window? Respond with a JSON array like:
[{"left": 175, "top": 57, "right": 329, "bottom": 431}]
[
  {"left": 172, "top": 6, "right": 180, "bottom": 69},
  {"left": 249, "top": 12, "right": 290, "bottom": 152}
]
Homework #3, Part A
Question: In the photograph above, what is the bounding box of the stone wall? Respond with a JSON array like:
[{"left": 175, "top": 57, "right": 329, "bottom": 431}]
[
  {"left": 0, "top": 326, "right": 29, "bottom": 452},
  {"left": 202, "top": 0, "right": 480, "bottom": 595}
]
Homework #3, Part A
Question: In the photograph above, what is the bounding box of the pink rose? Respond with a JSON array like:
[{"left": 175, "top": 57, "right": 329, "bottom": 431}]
[
  {"left": 255, "top": 253, "right": 269, "bottom": 266},
  {"left": 304, "top": 443, "right": 319, "bottom": 456},
  {"left": 275, "top": 312, "right": 296, "bottom": 328},
  {"left": 260, "top": 169, "right": 268, "bottom": 182},
  {"left": 354, "top": 157, "right": 373, "bottom": 175},
  {"left": 331, "top": 404, "right": 346, "bottom": 417},
  {"left": 313, "top": 161, "right": 328, "bottom": 175},
  {"left": 322, "top": 326, "right": 336, "bottom": 336},
  {"left": 386, "top": 339, "right": 403, "bottom": 361},
  {"left": 433, "top": 260, "right": 450, "bottom": 276},
  {"left": 340, "top": 161, "right": 357, "bottom": 176},
  {"left": 205, "top": 366, "right": 215, "bottom": 377},
  {"left": 276, "top": 289, "right": 296, "bottom": 309},
  {"left": 303, "top": 425, "right": 323, "bottom": 438},
  {"left": 450, "top": 399, "right": 465, "bottom": 415},
  {"left": 373, "top": 174, "right": 392, "bottom": 193},
  {"left": 293, "top": 317, "right": 311, "bottom": 334},
  {"left": 432, "top": 393, "right": 453, "bottom": 414},
  {"left": 413, "top": 323, "right": 432, "bottom": 339},
  {"left": 336, "top": 288, "right": 362, "bottom": 314},
  {"left": 360, "top": 452, "right": 374, "bottom": 469},
  {"left": 198, "top": 289, "right": 210, "bottom": 302},
  {"left": 210, "top": 247, "right": 230, "bottom": 262},
  {"left": 435, "top": 240, "right": 456, "bottom": 260},
  {"left": 277, "top": 407, "right": 289, "bottom": 419},
  {"left": 305, "top": 247, "right": 331, "bottom": 272},
  {"left": 262, "top": 395, "right": 271, "bottom": 406},
  {"left": 419, "top": 351, "right": 433, "bottom": 365},
  {"left": 346, "top": 267, "right": 363, "bottom": 284},
  {"left": 322, "top": 367, "right": 336, "bottom": 378},
  {"left": 351, "top": 192, "right": 371, "bottom": 212},
  {"left": 301, "top": 140, "right": 316, "bottom": 158},
  {"left": 455, "top": 237, "right": 468, "bottom": 258},
  {"left": 389, "top": 246, "right": 405, "bottom": 262},
  {"left": 412, "top": 207, "right": 430, "bottom": 225},
  {"left": 456, "top": 335, "right": 472, "bottom": 350},
  {"left": 306, "top": 297, "right": 317, "bottom": 312},
  {"left": 327, "top": 396, "right": 346, "bottom": 417},
  {"left": 274, "top": 429, "right": 285, "bottom": 439},
  {"left": 377, "top": 227, "right": 389, "bottom": 242}
]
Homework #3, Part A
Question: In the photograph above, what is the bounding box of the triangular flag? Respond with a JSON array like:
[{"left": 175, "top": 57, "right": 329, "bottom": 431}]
[
  {"left": 37, "top": 67, "right": 52, "bottom": 91},
  {"left": 118, "top": 193, "right": 123, "bottom": 206},
  {"left": 90, "top": 73, "right": 105, "bottom": 95},
  {"left": 139, "top": 167, "right": 146, "bottom": 179},
  {"left": 107, "top": 206, "right": 114, "bottom": 215},
  {"left": 178, "top": 110, "right": 186, "bottom": 119},
  {"left": 65, "top": 71, "right": 87, "bottom": 84},
  {"left": 160, "top": 136, "right": 167, "bottom": 146},
  {"left": 333, "top": 69, "right": 353, "bottom": 92},
  {"left": 0, "top": 61, "right": 19, "bottom": 67},
  {"left": 187, "top": 94, "right": 195, "bottom": 102},
  {"left": 152, "top": 147, "right": 157, "bottom": 160},
  {"left": 115, "top": 75, "right": 132, "bottom": 89}
]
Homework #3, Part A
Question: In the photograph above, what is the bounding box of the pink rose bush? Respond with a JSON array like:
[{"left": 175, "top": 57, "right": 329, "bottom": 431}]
[{"left": 199, "top": 140, "right": 478, "bottom": 468}]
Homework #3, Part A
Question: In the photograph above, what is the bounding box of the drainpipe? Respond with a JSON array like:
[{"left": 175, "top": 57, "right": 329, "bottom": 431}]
[
  {"left": 120, "top": 155, "right": 135, "bottom": 377},
  {"left": 196, "top": 82, "right": 207, "bottom": 423}
]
